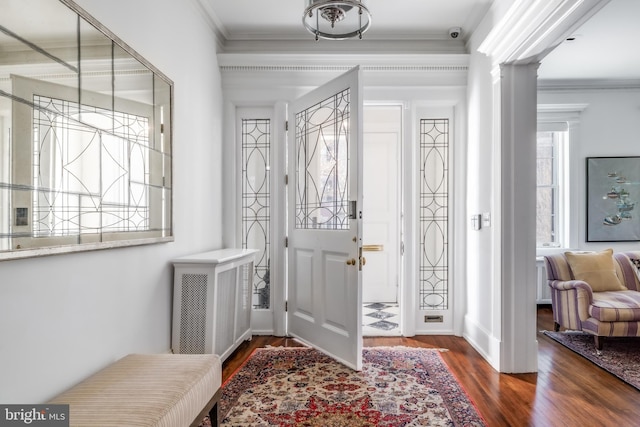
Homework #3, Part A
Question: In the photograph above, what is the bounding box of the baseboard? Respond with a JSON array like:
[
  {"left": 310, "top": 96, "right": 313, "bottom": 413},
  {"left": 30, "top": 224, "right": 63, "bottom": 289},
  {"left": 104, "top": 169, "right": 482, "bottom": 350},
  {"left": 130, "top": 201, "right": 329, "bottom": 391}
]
[
  {"left": 251, "top": 329, "right": 275, "bottom": 336},
  {"left": 462, "top": 314, "right": 501, "bottom": 372}
]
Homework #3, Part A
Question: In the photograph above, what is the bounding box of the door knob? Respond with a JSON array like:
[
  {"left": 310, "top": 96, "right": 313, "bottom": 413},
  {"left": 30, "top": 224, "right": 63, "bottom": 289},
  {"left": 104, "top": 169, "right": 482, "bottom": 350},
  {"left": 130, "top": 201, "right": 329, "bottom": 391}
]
[
  {"left": 360, "top": 256, "right": 367, "bottom": 266},
  {"left": 346, "top": 258, "right": 356, "bottom": 265}
]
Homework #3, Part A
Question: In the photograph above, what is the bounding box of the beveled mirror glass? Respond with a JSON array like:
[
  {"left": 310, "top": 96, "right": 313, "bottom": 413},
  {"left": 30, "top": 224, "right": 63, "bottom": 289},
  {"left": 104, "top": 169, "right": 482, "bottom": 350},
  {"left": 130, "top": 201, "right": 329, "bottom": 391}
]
[{"left": 0, "top": 0, "right": 173, "bottom": 259}]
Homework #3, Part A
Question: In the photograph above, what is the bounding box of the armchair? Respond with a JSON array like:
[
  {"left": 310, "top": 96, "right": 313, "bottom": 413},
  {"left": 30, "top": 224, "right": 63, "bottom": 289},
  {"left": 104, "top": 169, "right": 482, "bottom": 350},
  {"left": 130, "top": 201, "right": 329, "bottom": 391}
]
[{"left": 544, "top": 249, "right": 640, "bottom": 350}]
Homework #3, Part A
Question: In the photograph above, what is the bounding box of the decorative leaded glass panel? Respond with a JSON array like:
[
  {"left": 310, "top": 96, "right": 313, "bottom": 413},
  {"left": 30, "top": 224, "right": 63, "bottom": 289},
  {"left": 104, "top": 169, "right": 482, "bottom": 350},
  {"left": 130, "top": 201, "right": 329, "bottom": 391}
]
[
  {"left": 295, "top": 88, "right": 350, "bottom": 230},
  {"left": 32, "top": 95, "right": 150, "bottom": 236},
  {"left": 241, "top": 119, "right": 271, "bottom": 309},
  {"left": 419, "top": 119, "right": 449, "bottom": 310}
]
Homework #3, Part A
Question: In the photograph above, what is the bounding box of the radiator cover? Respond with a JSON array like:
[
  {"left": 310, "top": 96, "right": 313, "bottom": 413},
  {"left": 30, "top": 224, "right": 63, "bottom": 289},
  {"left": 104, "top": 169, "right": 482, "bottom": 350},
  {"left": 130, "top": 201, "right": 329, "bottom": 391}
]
[{"left": 171, "top": 249, "right": 257, "bottom": 361}]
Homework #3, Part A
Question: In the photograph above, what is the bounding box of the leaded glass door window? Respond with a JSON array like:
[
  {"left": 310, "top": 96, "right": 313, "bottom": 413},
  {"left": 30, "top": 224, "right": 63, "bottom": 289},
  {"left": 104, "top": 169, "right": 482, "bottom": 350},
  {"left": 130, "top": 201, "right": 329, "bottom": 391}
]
[{"left": 295, "top": 88, "right": 350, "bottom": 230}]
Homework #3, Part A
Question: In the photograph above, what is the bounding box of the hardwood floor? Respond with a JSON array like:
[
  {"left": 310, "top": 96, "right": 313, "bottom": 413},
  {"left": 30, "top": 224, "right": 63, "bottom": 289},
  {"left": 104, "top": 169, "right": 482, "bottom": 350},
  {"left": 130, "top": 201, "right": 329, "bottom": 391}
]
[{"left": 221, "top": 306, "right": 639, "bottom": 426}]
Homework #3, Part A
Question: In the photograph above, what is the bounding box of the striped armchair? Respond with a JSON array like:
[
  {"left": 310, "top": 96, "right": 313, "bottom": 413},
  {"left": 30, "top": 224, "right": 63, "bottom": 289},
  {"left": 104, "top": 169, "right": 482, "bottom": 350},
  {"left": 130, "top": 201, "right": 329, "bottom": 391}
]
[{"left": 544, "top": 251, "right": 640, "bottom": 350}]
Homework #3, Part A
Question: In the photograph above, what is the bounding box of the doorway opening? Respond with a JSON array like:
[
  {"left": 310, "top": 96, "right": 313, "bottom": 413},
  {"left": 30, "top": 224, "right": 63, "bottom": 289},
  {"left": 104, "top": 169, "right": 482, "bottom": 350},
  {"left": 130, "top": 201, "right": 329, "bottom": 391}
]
[{"left": 362, "top": 104, "right": 403, "bottom": 336}]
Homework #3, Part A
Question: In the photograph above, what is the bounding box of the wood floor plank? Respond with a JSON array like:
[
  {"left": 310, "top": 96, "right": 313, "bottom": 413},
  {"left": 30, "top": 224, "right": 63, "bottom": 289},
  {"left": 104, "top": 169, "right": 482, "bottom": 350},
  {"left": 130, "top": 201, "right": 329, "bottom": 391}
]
[{"left": 220, "top": 307, "right": 640, "bottom": 426}]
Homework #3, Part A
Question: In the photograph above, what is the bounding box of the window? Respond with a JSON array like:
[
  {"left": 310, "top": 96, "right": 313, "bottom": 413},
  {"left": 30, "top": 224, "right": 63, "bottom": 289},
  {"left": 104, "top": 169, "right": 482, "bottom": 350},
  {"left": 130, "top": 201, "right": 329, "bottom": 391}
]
[
  {"left": 295, "top": 89, "right": 350, "bottom": 230},
  {"left": 536, "top": 124, "right": 567, "bottom": 247},
  {"left": 419, "top": 118, "right": 449, "bottom": 310},
  {"left": 241, "top": 118, "right": 271, "bottom": 309}
]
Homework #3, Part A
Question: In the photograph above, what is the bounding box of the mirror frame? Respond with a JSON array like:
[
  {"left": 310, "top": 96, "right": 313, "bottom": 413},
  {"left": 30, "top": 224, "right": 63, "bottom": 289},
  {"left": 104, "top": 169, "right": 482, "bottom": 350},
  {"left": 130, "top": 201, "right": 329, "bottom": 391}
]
[{"left": 0, "top": 0, "right": 174, "bottom": 260}]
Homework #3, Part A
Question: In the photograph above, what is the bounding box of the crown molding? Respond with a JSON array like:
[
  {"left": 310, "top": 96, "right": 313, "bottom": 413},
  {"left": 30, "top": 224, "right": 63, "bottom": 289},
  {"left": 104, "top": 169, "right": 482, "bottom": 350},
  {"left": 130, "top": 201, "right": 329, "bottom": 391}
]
[
  {"left": 189, "top": 0, "right": 226, "bottom": 51},
  {"left": 478, "top": 0, "right": 610, "bottom": 65},
  {"left": 537, "top": 103, "right": 588, "bottom": 113},
  {"left": 217, "top": 53, "right": 469, "bottom": 89},
  {"left": 218, "top": 53, "right": 468, "bottom": 70},
  {"left": 223, "top": 30, "right": 460, "bottom": 42},
  {"left": 538, "top": 79, "right": 640, "bottom": 91},
  {"left": 220, "top": 38, "right": 467, "bottom": 55}
]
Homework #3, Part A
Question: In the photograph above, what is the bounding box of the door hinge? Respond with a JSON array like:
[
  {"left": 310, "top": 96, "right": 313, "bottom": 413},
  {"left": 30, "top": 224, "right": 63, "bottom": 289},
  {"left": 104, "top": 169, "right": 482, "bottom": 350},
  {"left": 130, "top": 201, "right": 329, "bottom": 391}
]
[
  {"left": 285, "top": 237, "right": 288, "bottom": 247},
  {"left": 285, "top": 120, "right": 289, "bottom": 131},
  {"left": 285, "top": 301, "right": 288, "bottom": 312},
  {"left": 285, "top": 174, "right": 288, "bottom": 185}
]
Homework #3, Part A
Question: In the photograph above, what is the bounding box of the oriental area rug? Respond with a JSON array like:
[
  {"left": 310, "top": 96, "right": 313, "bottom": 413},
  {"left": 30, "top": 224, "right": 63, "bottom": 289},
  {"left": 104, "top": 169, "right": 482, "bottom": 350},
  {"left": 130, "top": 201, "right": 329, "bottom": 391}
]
[
  {"left": 205, "top": 346, "right": 486, "bottom": 426},
  {"left": 544, "top": 331, "right": 640, "bottom": 391}
]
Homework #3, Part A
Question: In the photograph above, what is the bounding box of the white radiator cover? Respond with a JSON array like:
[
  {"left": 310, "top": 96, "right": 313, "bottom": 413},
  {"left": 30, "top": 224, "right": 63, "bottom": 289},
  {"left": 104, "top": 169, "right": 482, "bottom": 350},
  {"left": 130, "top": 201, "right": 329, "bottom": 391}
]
[
  {"left": 171, "top": 249, "right": 257, "bottom": 361},
  {"left": 536, "top": 257, "right": 551, "bottom": 304}
]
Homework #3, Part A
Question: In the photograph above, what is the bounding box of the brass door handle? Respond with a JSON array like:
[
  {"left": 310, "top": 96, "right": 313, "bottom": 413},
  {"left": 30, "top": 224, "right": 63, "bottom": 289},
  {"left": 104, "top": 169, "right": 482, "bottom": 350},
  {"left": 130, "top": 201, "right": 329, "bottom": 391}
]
[
  {"left": 346, "top": 258, "right": 356, "bottom": 265},
  {"left": 362, "top": 244, "right": 384, "bottom": 252}
]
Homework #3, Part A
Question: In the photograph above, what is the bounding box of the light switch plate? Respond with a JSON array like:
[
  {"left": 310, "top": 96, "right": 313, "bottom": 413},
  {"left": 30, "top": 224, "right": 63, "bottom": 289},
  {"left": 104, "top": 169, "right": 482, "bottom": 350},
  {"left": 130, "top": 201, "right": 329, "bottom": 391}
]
[
  {"left": 471, "top": 214, "right": 482, "bottom": 230},
  {"left": 483, "top": 212, "right": 491, "bottom": 227}
]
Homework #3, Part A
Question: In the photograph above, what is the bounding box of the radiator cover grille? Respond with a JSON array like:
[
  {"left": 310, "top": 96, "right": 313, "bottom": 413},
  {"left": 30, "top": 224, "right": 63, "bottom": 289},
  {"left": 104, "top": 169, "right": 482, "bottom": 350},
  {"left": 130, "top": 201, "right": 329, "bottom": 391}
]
[{"left": 179, "top": 273, "right": 208, "bottom": 354}]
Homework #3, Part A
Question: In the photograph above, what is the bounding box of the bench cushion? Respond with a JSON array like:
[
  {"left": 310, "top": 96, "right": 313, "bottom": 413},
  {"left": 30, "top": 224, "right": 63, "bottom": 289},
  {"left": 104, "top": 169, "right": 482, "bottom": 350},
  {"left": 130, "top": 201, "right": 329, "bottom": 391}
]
[
  {"left": 590, "top": 291, "right": 640, "bottom": 322},
  {"left": 48, "top": 353, "right": 221, "bottom": 427}
]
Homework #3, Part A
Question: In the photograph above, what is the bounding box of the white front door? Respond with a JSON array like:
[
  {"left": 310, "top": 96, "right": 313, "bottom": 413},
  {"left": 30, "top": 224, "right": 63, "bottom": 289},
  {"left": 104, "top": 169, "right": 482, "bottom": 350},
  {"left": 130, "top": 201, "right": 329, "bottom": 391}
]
[
  {"left": 362, "top": 105, "right": 401, "bottom": 303},
  {"left": 287, "top": 67, "right": 363, "bottom": 370}
]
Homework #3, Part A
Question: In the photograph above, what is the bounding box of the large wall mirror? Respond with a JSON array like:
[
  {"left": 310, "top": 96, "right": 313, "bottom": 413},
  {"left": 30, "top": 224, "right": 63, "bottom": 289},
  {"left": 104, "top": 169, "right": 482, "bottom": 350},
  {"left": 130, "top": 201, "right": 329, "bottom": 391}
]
[{"left": 0, "top": 0, "right": 173, "bottom": 260}]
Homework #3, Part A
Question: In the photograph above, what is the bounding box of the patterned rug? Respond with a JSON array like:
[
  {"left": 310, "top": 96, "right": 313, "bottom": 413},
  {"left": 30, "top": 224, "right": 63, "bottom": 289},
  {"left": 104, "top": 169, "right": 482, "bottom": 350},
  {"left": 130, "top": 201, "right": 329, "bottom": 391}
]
[
  {"left": 543, "top": 331, "right": 640, "bottom": 391},
  {"left": 214, "top": 346, "right": 486, "bottom": 426}
]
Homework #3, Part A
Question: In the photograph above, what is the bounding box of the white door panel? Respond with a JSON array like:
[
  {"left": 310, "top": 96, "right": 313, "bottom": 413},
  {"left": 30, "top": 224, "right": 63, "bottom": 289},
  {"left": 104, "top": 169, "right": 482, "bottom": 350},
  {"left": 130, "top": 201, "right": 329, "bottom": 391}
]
[
  {"left": 287, "top": 67, "right": 363, "bottom": 370},
  {"left": 362, "top": 127, "right": 400, "bottom": 303},
  {"left": 292, "top": 248, "right": 314, "bottom": 317}
]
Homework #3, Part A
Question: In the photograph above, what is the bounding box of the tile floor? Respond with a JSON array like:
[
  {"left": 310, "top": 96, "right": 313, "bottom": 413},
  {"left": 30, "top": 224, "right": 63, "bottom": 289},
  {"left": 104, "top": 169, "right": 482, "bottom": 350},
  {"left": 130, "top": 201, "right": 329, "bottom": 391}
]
[{"left": 362, "top": 302, "right": 400, "bottom": 336}]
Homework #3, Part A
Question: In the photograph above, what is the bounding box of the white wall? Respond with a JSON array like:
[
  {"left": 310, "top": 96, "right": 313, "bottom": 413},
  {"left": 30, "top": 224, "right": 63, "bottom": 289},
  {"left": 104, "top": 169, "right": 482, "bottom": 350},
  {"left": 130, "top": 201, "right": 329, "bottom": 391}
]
[
  {"left": 0, "top": 0, "right": 224, "bottom": 403},
  {"left": 463, "top": 13, "right": 503, "bottom": 370},
  {"left": 539, "top": 86, "right": 640, "bottom": 252}
]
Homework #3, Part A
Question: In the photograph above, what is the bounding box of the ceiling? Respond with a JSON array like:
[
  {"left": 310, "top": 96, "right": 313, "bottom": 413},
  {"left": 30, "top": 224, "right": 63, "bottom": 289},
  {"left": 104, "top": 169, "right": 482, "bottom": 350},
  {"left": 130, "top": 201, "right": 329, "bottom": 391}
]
[
  {"left": 205, "top": 0, "right": 639, "bottom": 82},
  {"left": 538, "top": 0, "right": 640, "bottom": 81},
  {"left": 207, "top": 0, "right": 493, "bottom": 41}
]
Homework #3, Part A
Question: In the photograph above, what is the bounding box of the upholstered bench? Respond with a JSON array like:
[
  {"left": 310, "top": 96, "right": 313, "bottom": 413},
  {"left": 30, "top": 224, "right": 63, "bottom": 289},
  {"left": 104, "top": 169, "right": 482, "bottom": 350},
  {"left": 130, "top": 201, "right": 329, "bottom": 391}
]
[{"left": 48, "top": 353, "right": 221, "bottom": 427}]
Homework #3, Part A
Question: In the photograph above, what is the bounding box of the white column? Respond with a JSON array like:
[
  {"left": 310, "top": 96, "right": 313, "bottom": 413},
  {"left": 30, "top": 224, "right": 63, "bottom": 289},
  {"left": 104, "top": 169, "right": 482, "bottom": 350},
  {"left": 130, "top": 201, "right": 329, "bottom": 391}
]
[{"left": 500, "top": 63, "right": 539, "bottom": 373}]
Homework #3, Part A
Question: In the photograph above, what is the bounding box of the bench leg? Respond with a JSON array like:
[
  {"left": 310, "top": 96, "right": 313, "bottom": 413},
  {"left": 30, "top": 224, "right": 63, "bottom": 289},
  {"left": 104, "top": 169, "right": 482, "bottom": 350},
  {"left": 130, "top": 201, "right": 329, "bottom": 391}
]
[
  {"left": 191, "top": 388, "right": 222, "bottom": 427},
  {"left": 554, "top": 322, "right": 560, "bottom": 332},
  {"left": 209, "top": 401, "right": 220, "bottom": 427}
]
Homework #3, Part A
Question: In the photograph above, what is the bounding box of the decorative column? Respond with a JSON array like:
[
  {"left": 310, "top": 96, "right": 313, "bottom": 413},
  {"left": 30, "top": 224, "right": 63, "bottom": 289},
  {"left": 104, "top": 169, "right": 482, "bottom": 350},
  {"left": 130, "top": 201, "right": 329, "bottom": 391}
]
[{"left": 500, "top": 62, "right": 539, "bottom": 373}]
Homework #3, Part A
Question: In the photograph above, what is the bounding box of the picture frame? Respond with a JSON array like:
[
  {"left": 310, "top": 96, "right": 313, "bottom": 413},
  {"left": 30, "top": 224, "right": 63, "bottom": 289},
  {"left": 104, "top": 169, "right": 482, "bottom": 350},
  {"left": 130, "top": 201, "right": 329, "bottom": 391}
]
[{"left": 586, "top": 156, "right": 640, "bottom": 242}]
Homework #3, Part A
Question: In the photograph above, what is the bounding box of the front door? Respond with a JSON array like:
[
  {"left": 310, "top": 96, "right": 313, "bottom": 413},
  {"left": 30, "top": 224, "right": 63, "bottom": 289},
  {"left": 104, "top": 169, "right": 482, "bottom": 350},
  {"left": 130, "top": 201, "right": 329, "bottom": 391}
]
[
  {"left": 362, "top": 105, "right": 401, "bottom": 303},
  {"left": 287, "top": 67, "right": 363, "bottom": 370}
]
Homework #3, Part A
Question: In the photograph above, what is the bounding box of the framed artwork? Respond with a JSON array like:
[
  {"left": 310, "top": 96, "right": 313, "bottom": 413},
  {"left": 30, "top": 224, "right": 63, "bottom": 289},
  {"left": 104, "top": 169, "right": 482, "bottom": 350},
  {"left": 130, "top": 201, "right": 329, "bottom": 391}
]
[{"left": 586, "top": 156, "right": 640, "bottom": 242}]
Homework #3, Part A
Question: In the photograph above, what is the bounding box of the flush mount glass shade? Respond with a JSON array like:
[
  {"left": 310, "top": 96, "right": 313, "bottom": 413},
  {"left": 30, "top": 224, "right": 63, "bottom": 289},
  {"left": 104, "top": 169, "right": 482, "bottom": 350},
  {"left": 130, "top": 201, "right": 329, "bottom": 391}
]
[{"left": 303, "top": 0, "right": 371, "bottom": 40}]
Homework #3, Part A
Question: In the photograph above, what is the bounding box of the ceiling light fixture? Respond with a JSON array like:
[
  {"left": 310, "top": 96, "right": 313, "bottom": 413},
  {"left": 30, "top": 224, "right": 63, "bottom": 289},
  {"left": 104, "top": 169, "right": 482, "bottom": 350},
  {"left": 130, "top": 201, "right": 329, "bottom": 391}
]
[{"left": 303, "top": 0, "right": 372, "bottom": 41}]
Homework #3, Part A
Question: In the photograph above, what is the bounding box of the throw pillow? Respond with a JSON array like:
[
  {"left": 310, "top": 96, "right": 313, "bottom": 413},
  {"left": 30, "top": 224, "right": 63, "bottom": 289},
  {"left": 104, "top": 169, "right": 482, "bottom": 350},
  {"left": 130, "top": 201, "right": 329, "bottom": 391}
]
[{"left": 564, "top": 248, "right": 627, "bottom": 292}]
